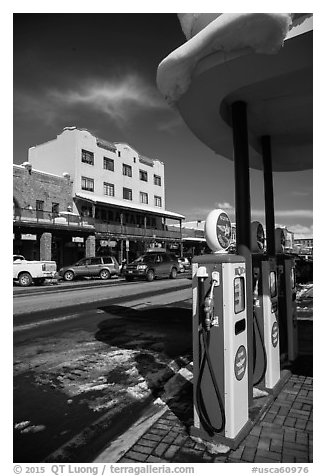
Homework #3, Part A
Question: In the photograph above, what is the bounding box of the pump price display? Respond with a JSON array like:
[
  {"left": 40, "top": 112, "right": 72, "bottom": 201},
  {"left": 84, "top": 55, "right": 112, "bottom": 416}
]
[{"left": 234, "top": 345, "right": 247, "bottom": 381}]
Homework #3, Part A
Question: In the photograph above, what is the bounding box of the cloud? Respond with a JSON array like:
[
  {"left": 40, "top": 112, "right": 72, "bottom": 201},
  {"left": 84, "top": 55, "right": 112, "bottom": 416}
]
[
  {"left": 291, "top": 190, "right": 311, "bottom": 197},
  {"left": 278, "top": 224, "right": 313, "bottom": 239},
  {"left": 156, "top": 115, "right": 185, "bottom": 133},
  {"left": 14, "top": 73, "right": 172, "bottom": 127},
  {"left": 251, "top": 209, "right": 312, "bottom": 219},
  {"left": 216, "top": 202, "right": 234, "bottom": 211},
  {"left": 48, "top": 73, "right": 169, "bottom": 124}
]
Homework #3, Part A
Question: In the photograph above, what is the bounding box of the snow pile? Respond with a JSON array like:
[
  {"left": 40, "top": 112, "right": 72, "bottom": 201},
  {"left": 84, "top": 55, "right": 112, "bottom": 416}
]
[{"left": 157, "top": 13, "right": 311, "bottom": 105}]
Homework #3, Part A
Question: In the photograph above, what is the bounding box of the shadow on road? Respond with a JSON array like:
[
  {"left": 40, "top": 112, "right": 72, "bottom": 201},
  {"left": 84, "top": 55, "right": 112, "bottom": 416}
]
[
  {"left": 95, "top": 303, "right": 192, "bottom": 387},
  {"left": 95, "top": 303, "right": 194, "bottom": 427}
]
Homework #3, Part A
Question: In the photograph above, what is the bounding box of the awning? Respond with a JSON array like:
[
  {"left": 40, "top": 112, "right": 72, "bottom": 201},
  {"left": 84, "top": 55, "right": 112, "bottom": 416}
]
[{"left": 75, "top": 192, "right": 185, "bottom": 220}]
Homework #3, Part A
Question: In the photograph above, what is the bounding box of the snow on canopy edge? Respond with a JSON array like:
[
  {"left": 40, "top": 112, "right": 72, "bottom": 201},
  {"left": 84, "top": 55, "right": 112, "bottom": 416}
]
[{"left": 157, "top": 13, "right": 310, "bottom": 105}]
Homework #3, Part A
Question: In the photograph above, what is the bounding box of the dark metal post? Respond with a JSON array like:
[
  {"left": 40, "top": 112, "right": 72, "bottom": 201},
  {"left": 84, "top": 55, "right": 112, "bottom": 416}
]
[
  {"left": 262, "top": 135, "right": 276, "bottom": 256},
  {"left": 231, "top": 101, "right": 253, "bottom": 405}
]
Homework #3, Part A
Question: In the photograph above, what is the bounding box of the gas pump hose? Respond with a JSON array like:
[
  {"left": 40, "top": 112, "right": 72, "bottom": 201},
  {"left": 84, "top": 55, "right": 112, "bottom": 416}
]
[
  {"left": 196, "top": 308, "right": 226, "bottom": 436},
  {"left": 253, "top": 309, "right": 268, "bottom": 386}
]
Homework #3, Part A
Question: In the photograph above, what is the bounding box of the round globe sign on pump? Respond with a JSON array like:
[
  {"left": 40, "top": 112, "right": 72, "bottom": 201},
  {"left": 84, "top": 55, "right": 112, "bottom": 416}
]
[
  {"left": 205, "top": 209, "right": 232, "bottom": 253},
  {"left": 251, "top": 221, "right": 265, "bottom": 253}
]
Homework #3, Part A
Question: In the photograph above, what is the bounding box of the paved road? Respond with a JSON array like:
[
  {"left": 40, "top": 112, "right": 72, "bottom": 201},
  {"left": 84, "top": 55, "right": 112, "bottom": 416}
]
[
  {"left": 13, "top": 278, "right": 193, "bottom": 463},
  {"left": 13, "top": 275, "right": 190, "bottom": 316}
]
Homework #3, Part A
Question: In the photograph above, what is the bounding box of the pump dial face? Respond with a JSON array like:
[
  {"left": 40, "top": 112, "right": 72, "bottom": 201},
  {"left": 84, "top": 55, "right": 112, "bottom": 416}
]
[{"left": 205, "top": 209, "right": 231, "bottom": 253}]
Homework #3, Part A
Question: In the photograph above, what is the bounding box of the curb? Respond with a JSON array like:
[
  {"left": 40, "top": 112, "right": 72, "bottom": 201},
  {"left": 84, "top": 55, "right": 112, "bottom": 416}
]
[
  {"left": 94, "top": 367, "right": 292, "bottom": 463},
  {"left": 93, "top": 364, "right": 194, "bottom": 463}
]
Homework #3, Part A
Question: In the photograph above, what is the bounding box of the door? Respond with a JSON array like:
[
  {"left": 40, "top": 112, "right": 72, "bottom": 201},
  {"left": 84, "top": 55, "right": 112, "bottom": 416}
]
[
  {"left": 88, "top": 257, "right": 103, "bottom": 276},
  {"left": 74, "top": 258, "right": 90, "bottom": 277},
  {"left": 155, "top": 254, "right": 169, "bottom": 276}
]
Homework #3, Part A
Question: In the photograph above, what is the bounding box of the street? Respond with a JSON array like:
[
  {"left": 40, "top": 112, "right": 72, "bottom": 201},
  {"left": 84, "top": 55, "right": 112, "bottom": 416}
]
[{"left": 13, "top": 277, "right": 193, "bottom": 463}]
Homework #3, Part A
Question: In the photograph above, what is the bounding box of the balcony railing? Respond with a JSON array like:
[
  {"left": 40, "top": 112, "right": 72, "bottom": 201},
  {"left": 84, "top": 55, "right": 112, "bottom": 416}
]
[
  {"left": 13, "top": 207, "right": 94, "bottom": 229},
  {"left": 13, "top": 208, "right": 182, "bottom": 240},
  {"left": 88, "top": 218, "right": 181, "bottom": 239}
]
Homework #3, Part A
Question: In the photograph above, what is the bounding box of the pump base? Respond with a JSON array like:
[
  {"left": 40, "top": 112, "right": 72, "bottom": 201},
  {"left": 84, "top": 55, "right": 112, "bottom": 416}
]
[
  {"left": 256, "top": 369, "right": 291, "bottom": 396},
  {"left": 190, "top": 370, "right": 292, "bottom": 450},
  {"left": 190, "top": 420, "right": 252, "bottom": 451}
]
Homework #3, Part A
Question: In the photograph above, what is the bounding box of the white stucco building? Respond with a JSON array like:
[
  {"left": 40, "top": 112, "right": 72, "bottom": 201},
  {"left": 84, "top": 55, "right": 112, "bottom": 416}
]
[{"left": 28, "top": 127, "right": 184, "bottom": 261}]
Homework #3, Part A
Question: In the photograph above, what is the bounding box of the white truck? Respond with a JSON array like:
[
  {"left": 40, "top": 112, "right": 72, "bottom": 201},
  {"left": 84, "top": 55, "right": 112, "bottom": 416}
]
[{"left": 13, "top": 255, "right": 57, "bottom": 287}]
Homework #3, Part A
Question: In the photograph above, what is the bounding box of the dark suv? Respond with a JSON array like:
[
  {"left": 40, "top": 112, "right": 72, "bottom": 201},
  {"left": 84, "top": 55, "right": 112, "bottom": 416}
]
[
  {"left": 124, "top": 251, "right": 179, "bottom": 282},
  {"left": 59, "top": 256, "right": 119, "bottom": 281}
]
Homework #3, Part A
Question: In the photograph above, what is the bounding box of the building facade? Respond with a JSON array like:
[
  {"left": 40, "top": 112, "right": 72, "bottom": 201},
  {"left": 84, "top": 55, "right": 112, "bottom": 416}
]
[
  {"left": 13, "top": 163, "right": 95, "bottom": 267},
  {"left": 293, "top": 238, "right": 313, "bottom": 256},
  {"left": 27, "top": 127, "right": 184, "bottom": 263}
]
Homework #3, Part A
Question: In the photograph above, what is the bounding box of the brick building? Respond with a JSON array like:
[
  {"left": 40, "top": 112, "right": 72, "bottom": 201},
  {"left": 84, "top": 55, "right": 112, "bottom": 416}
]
[{"left": 13, "top": 163, "right": 95, "bottom": 267}]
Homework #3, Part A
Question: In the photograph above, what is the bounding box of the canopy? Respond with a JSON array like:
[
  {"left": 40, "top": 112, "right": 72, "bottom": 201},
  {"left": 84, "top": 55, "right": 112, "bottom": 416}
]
[{"left": 157, "top": 14, "right": 312, "bottom": 171}]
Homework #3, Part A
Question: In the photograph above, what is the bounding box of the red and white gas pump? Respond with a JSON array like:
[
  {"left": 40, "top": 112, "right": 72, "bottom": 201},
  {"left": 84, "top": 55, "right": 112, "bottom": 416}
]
[
  {"left": 275, "top": 228, "right": 298, "bottom": 362},
  {"left": 191, "top": 209, "right": 251, "bottom": 448},
  {"left": 251, "top": 222, "right": 280, "bottom": 393}
]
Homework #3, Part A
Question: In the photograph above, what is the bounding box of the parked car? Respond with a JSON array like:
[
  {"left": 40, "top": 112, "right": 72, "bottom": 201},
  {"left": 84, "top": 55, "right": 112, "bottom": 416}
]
[
  {"left": 58, "top": 256, "right": 119, "bottom": 281},
  {"left": 178, "top": 257, "right": 191, "bottom": 272},
  {"left": 124, "top": 251, "right": 179, "bottom": 282},
  {"left": 13, "top": 255, "right": 57, "bottom": 286},
  {"left": 13, "top": 254, "right": 26, "bottom": 262}
]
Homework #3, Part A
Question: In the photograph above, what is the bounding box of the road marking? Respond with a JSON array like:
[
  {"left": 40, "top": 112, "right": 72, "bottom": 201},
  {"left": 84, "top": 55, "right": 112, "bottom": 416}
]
[
  {"left": 13, "top": 313, "right": 82, "bottom": 332},
  {"left": 13, "top": 288, "right": 191, "bottom": 332}
]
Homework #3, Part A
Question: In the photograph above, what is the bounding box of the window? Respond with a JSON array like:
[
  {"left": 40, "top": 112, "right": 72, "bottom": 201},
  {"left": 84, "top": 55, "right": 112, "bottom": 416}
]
[
  {"left": 123, "top": 164, "right": 132, "bottom": 177},
  {"left": 81, "top": 205, "right": 93, "bottom": 217},
  {"left": 139, "top": 170, "right": 148, "bottom": 181},
  {"left": 123, "top": 187, "right": 132, "bottom": 201},
  {"left": 103, "top": 157, "right": 114, "bottom": 171},
  {"left": 81, "top": 176, "right": 94, "bottom": 192},
  {"left": 154, "top": 174, "right": 161, "bottom": 186},
  {"left": 154, "top": 196, "right": 162, "bottom": 207},
  {"left": 81, "top": 149, "right": 94, "bottom": 165},
  {"left": 52, "top": 202, "right": 59, "bottom": 215},
  {"left": 36, "top": 200, "right": 44, "bottom": 211},
  {"left": 104, "top": 182, "right": 115, "bottom": 197},
  {"left": 102, "top": 257, "right": 113, "bottom": 264},
  {"left": 140, "top": 192, "right": 148, "bottom": 204},
  {"left": 90, "top": 257, "right": 102, "bottom": 265}
]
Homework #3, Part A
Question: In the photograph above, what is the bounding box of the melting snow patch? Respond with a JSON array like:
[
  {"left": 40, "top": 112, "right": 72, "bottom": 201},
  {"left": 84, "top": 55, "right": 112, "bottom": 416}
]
[
  {"left": 253, "top": 387, "right": 269, "bottom": 398},
  {"left": 190, "top": 435, "right": 230, "bottom": 454},
  {"left": 127, "top": 381, "right": 150, "bottom": 399},
  {"left": 20, "top": 424, "right": 46, "bottom": 434},
  {"left": 14, "top": 421, "right": 30, "bottom": 431},
  {"left": 157, "top": 13, "right": 301, "bottom": 104}
]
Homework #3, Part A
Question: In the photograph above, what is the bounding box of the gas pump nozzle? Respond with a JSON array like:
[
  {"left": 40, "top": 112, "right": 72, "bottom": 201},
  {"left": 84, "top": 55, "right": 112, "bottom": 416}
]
[{"left": 203, "top": 274, "right": 219, "bottom": 331}]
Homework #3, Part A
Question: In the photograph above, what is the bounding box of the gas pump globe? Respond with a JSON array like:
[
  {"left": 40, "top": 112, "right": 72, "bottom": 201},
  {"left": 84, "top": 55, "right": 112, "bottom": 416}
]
[{"left": 191, "top": 209, "right": 250, "bottom": 448}]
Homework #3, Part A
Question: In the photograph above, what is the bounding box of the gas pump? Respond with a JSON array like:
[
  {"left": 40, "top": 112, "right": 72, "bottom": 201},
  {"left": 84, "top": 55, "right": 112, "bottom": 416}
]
[
  {"left": 275, "top": 228, "right": 298, "bottom": 362},
  {"left": 191, "top": 209, "right": 250, "bottom": 448},
  {"left": 251, "top": 222, "right": 280, "bottom": 392}
]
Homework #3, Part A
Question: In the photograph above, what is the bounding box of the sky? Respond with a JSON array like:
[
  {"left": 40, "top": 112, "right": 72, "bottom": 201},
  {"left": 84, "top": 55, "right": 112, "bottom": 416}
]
[{"left": 12, "top": 11, "right": 313, "bottom": 239}]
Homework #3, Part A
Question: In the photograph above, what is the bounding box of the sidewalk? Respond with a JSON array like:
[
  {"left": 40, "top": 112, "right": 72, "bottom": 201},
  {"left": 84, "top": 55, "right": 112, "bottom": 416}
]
[
  {"left": 95, "top": 366, "right": 313, "bottom": 464},
  {"left": 94, "top": 313, "right": 313, "bottom": 464}
]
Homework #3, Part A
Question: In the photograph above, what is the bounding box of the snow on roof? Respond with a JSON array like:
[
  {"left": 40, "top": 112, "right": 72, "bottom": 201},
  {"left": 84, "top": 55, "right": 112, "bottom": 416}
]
[{"left": 157, "top": 13, "right": 311, "bottom": 105}]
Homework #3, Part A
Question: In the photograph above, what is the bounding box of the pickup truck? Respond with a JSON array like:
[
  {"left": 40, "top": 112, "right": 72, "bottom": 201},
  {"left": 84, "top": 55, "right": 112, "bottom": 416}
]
[{"left": 13, "top": 255, "right": 57, "bottom": 287}]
